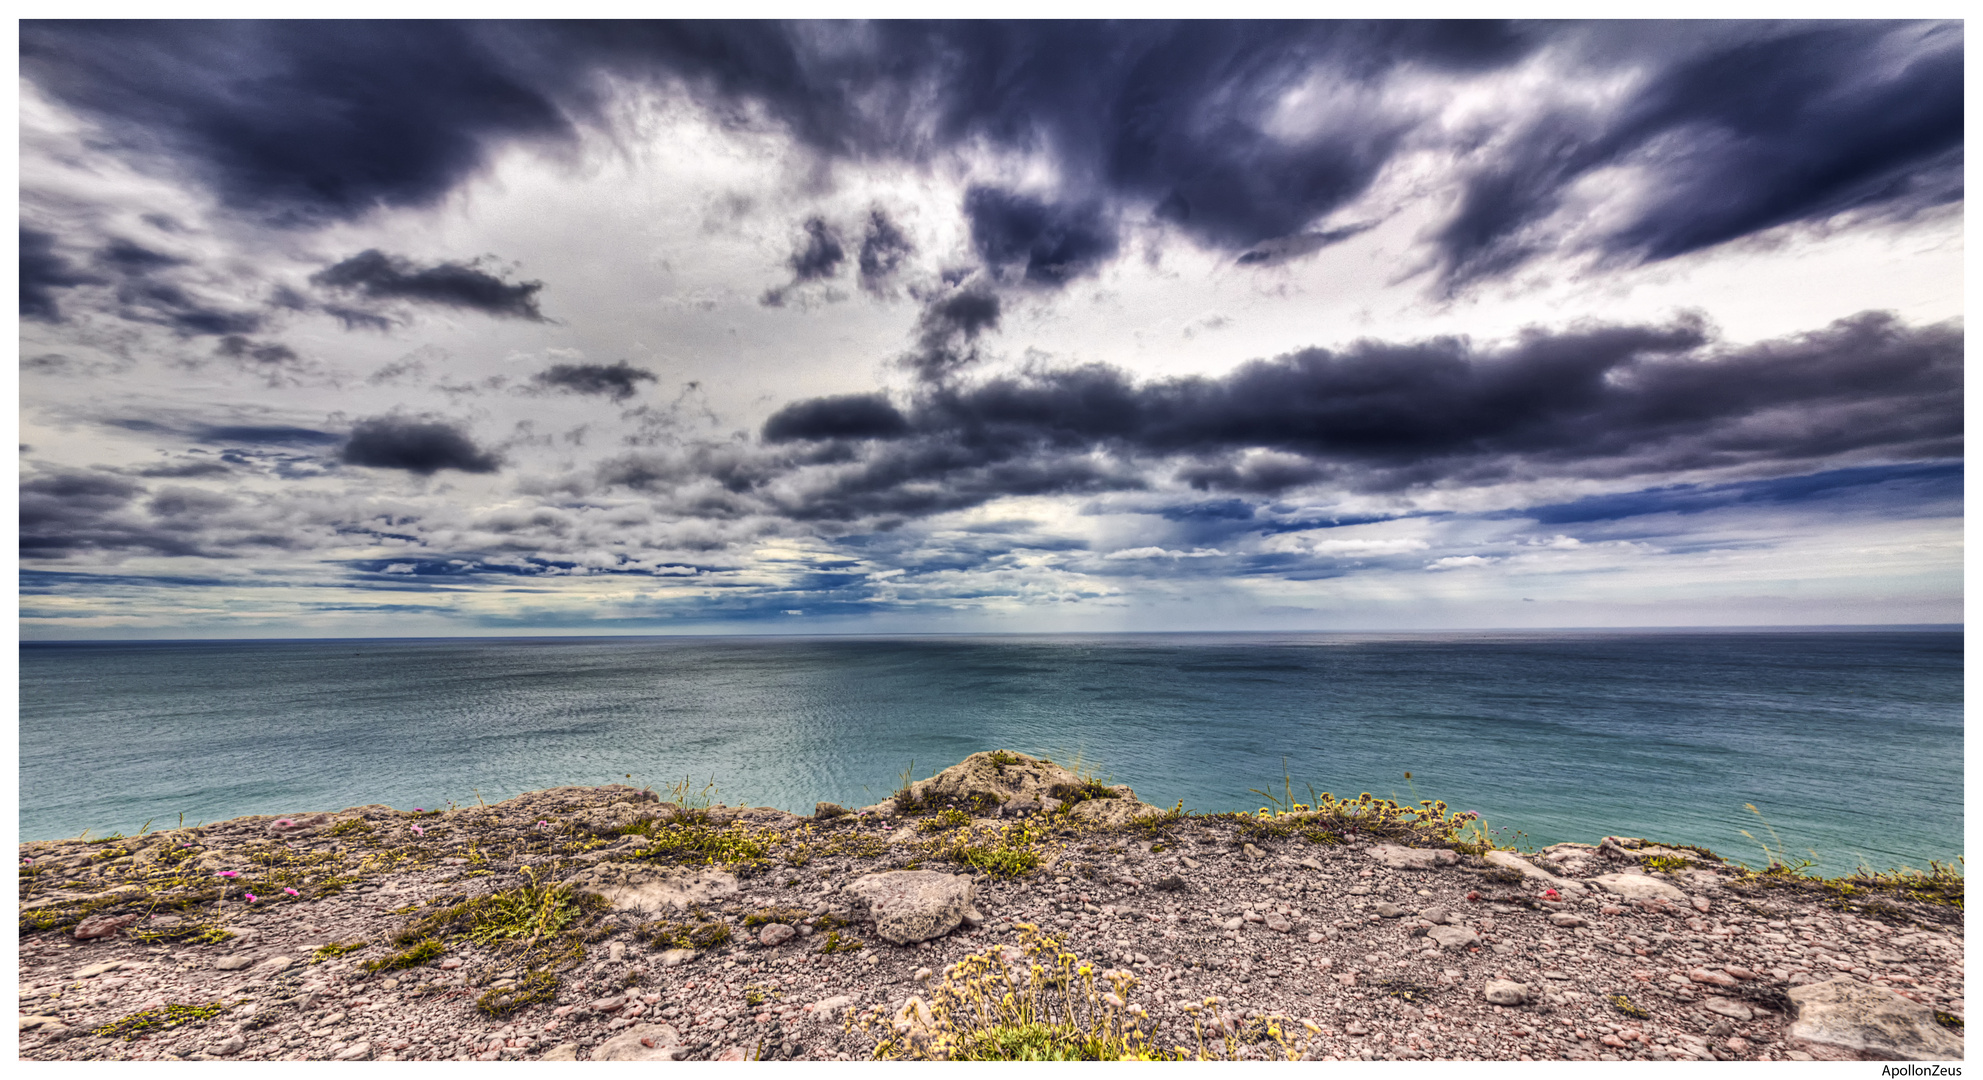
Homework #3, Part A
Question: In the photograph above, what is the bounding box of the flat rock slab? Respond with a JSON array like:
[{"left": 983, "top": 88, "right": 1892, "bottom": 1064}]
[
  {"left": 1426, "top": 925, "right": 1480, "bottom": 950},
  {"left": 845, "top": 870, "right": 982, "bottom": 944},
  {"left": 593, "top": 1023, "right": 684, "bottom": 1061},
  {"left": 1788, "top": 978, "right": 1964, "bottom": 1061},
  {"left": 1368, "top": 844, "right": 1458, "bottom": 870},
  {"left": 563, "top": 865, "right": 738, "bottom": 913},
  {"left": 1590, "top": 873, "right": 1686, "bottom": 903}
]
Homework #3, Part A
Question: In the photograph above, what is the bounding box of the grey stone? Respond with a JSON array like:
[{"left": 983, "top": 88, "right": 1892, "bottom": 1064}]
[
  {"left": 254, "top": 955, "right": 294, "bottom": 974},
  {"left": 72, "top": 912, "right": 141, "bottom": 940},
  {"left": 1549, "top": 912, "right": 1586, "bottom": 927},
  {"left": 215, "top": 955, "right": 256, "bottom": 971},
  {"left": 608, "top": 941, "right": 626, "bottom": 963},
  {"left": 1788, "top": 978, "right": 1964, "bottom": 1061},
  {"left": 1426, "top": 925, "right": 1480, "bottom": 950},
  {"left": 540, "top": 1043, "right": 580, "bottom": 1061},
  {"left": 759, "top": 923, "right": 796, "bottom": 947},
  {"left": 1298, "top": 857, "right": 1325, "bottom": 871},
  {"left": 1591, "top": 873, "right": 1687, "bottom": 903},
  {"left": 846, "top": 870, "right": 983, "bottom": 944},
  {"left": 1367, "top": 844, "right": 1458, "bottom": 870},
  {"left": 1704, "top": 997, "right": 1754, "bottom": 1021},
  {"left": 656, "top": 949, "right": 696, "bottom": 968},
  {"left": 19, "top": 1016, "right": 65, "bottom": 1032},
  {"left": 1484, "top": 980, "right": 1529, "bottom": 1006},
  {"left": 1373, "top": 902, "right": 1406, "bottom": 918},
  {"left": 334, "top": 1042, "right": 373, "bottom": 1061},
  {"left": 593, "top": 1023, "right": 683, "bottom": 1061},
  {"left": 1221, "top": 916, "right": 1244, "bottom": 931},
  {"left": 214, "top": 1034, "right": 246, "bottom": 1056},
  {"left": 1418, "top": 906, "right": 1451, "bottom": 925}
]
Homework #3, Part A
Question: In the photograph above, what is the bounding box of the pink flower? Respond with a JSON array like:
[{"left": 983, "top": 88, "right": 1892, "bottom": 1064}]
[
  {"left": 413, "top": 808, "right": 424, "bottom": 813},
  {"left": 1541, "top": 888, "right": 1560, "bottom": 900},
  {"left": 284, "top": 887, "right": 300, "bottom": 897},
  {"left": 274, "top": 819, "right": 295, "bottom": 828},
  {"left": 244, "top": 893, "right": 258, "bottom": 903},
  {"left": 410, "top": 824, "right": 425, "bottom": 836},
  {"left": 536, "top": 820, "right": 549, "bottom": 828},
  {"left": 217, "top": 870, "right": 239, "bottom": 878}
]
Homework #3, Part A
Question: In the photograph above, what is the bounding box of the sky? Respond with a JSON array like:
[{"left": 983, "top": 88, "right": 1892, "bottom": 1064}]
[{"left": 17, "top": 19, "right": 1964, "bottom": 639}]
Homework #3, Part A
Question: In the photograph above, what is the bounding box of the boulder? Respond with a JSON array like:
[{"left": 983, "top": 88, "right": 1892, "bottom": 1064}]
[
  {"left": 1704, "top": 996, "right": 1754, "bottom": 1021},
  {"left": 845, "top": 870, "right": 983, "bottom": 944},
  {"left": 593, "top": 1023, "right": 684, "bottom": 1061},
  {"left": 71, "top": 913, "right": 140, "bottom": 940},
  {"left": 759, "top": 923, "right": 796, "bottom": 947},
  {"left": 863, "top": 751, "right": 1165, "bottom": 823},
  {"left": 1426, "top": 925, "right": 1480, "bottom": 950},
  {"left": 1590, "top": 873, "right": 1687, "bottom": 903},
  {"left": 1787, "top": 978, "right": 1964, "bottom": 1061},
  {"left": 1368, "top": 844, "right": 1459, "bottom": 870},
  {"left": 1483, "top": 980, "right": 1528, "bottom": 1006},
  {"left": 562, "top": 865, "right": 738, "bottom": 913}
]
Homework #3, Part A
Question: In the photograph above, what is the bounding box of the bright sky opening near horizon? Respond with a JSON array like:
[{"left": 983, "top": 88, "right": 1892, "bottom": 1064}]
[{"left": 18, "top": 20, "right": 1963, "bottom": 639}]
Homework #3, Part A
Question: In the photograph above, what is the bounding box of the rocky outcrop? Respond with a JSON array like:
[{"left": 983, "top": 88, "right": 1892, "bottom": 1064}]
[
  {"left": 561, "top": 865, "right": 738, "bottom": 914},
  {"left": 1787, "top": 978, "right": 1965, "bottom": 1060},
  {"left": 860, "top": 751, "right": 1166, "bottom": 823},
  {"left": 844, "top": 871, "right": 983, "bottom": 945}
]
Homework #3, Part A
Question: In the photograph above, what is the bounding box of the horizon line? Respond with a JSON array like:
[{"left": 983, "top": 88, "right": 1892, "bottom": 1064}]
[{"left": 17, "top": 622, "right": 1963, "bottom": 646}]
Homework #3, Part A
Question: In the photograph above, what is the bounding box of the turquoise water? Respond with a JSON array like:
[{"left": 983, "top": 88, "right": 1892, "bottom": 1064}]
[{"left": 17, "top": 630, "right": 1962, "bottom": 873}]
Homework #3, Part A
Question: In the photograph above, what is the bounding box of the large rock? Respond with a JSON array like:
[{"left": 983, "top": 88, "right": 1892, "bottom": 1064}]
[
  {"left": 1590, "top": 873, "right": 1687, "bottom": 903},
  {"left": 864, "top": 751, "right": 1165, "bottom": 822},
  {"left": 1425, "top": 925, "right": 1480, "bottom": 950},
  {"left": 1483, "top": 980, "right": 1528, "bottom": 1006},
  {"left": 593, "top": 1023, "right": 684, "bottom": 1061},
  {"left": 1787, "top": 978, "right": 1964, "bottom": 1061},
  {"left": 71, "top": 913, "right": 140, "bottom": 940},
  {"left": 1368, "top": 844, "right": 1459, "bottom": 870},
  {"left": 1484, "top": 850, "right": 1589, "bottom": 896},
  {"left": 845, "top": 870, "right": 983, "bottom": 944},
  {"left": 562, "top": 865, "right": 738, "bottom": 913}
]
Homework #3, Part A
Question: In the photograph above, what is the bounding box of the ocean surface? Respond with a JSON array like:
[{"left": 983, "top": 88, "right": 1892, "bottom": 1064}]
[{"left": 18, "top": 630, "right": 1963, "bottom": 873}]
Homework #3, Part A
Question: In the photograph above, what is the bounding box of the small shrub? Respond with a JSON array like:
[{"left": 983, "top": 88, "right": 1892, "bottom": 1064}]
[
  {"left": 1644, "top": 855, "right": 1693, "bottom": 873},
  {"left": 634, "top": 819, "right": 769, "bottom": 867},
  {"left": 328, "top": 819, "right": 374, "bottom": 839},
  {"left": 986, "top": 750, "right": 1021, "bottom": 771},
  {"left": 1610, "top": 994, "right": 1650, "bottom": 1019},
  {"left": 1050, "top": 779, "right": 1119, "bottom": 806}
]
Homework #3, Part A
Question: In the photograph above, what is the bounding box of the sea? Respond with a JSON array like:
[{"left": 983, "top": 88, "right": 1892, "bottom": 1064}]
[{"left": 17, "top": 630, "right": 1963, "bottom": 875}]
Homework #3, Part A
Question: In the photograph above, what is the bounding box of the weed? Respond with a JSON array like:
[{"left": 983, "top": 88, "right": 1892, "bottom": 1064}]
[
  {"left": 1644, "top": 855, "right": 1694, "bottom": 873},
  {"left": 310, "top": 940, "right": 369, "bottom": 964},
  {"left": 397, "top": 870, "right": 591, "bottom": 952},
  {"left": 1049, "top": 778, "right": 1118, "bottom": 806},
  {"left": 95, "top": 1001, "right": 232, "bottom": 1041},
  {"left": 744, "top": 906, "right": 812, "bottom": 929},
  {"left": 327, "top": 819, "right": 374, "bottom": 839},
  {"left": 634, "top": 818, "right": 769, "bottom": 868},
  {"left": 637, "top": 919, "right": 732, "bottom": 951},
  {"left": 745, "top": 985, "right": 776, "bottom": 1008},
  {"left": 1935, "top": 1012, "right": 1964, "bottom": 1032},
  {"left": 665, "top": 775, "right": 720, "bottom": 810},
  {"left": 986, "top": 750, "right": 1021, "bottom": 771},
  {"left": 361, "top": 937, "right": 444, "bottom": 972},
  {"left": 1610, "top": 994, "right": 1650, "bottom": 1019},
  {"left": 919, "top": 808, "right": 972, "bottom": 833},
  {"left": 816, "top": 930, "right": 864, "bottom": 954},
  {"left": 477, "top": 970, "right": 560, "bottom": 1018}
]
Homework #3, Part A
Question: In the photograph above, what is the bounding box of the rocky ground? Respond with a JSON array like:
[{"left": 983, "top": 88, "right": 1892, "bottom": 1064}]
[{"left": 18, "top": 752, "right": 1965, "bottom": 1062}]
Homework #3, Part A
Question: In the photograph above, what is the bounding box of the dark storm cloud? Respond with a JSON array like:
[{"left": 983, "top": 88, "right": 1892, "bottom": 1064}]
[
  {"left": 18, "top": 470, "right": 206, "bottom": 559},
  {"left": 20, "top": 20, "right": 574, "bottom": 227},
  {"left": 902, "top": 285, "right": 1002, "bottom": 380},
  {"left": 340, "top": 416, "right": 501, "bottom": 474},
  {"left": 857, "top": 209, "right": 913, "bottom": 293},
  {"left": 311, "top": 249, "right": 546, "bottom": 321},
  {"left": 197, "top": 424, "right": 342, "bottom": 446},
  {"left": 532, "top": 360, "right": 659, "bottom": 402},
  {"left": 1433, "top": 22, "right": 1964, "bottom": 290},
  {"left": 762, "top": 394, "right": 911, "bottom": 442},
  {"left": 23, "top": 21, "right": 1954, "bottom": 288},
  {"left": 760, "top": 216, "right": 846, "bottom": 306},
  {"left": 758, "top": 311, "right": 1959, "bottom": 519},
  {"left": 20, "top": 228, "right": 105, "bottom": 321},
  {"left": 963, "top": 187, "right": 1119, "bottom": 287}
]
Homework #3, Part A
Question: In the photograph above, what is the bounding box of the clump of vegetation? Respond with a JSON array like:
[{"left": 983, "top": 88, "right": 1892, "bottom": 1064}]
[
  {"left": 1644, "top": 855, "right": 1694, "bottom": 873},
  {"left": 95, "top": 1001, "right": 232, "bottom": 1041},
  {"left": 919, "top": 809, "right": 972, "bottom": 833},
  {"left": 935, "top": 820, "right": 1049, "bottom": 879},
  {"left": 1610, "top": 994, "right": 1650, "bottom": 1019},
  {"left": 1730, "top": 805, "right": 1963, "bottom": 911},
  {"left": 852, "top": 925, "right": 1312, "bottom": 1060},
  {"left": 327, "top": 818, "right": 374, "bottom": 839},
  {"left": 130, "top": 921, "right": 233, "bottom": 946},
  {"left": 637, "top": 918, "right": 733, "bottom": 951},
  {"left": 743, "top": 905, "right": 812, "bottom": 929},
  {"left": 361, "top": 937, "right": 444, "bottom": 972},
  {"left": 477, "top": 969, "right": 560, "bottom": 1018},
  {"left": 816, "top": 930, "right": 864, "bottom": 954},
  {"left": 310, "top": 940, "right": 369, "bottom": 964},
  {"left": 633, "top": 817, "right": 770, "bottom": 868},
  {"left": 1049, "top": 779, "right": 1119, "bottom": 806},
  {"left": 986, "top": 750, "right": 1021, "bottom": 771},
  {"left": 397, "top": 871, "right": 593, "bottom": 951}
]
